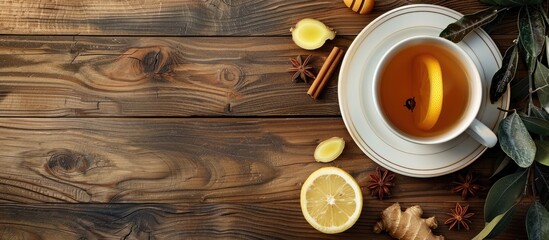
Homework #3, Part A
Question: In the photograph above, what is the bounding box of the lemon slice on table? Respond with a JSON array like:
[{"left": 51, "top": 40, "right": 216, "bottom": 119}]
[
  {"left": 314, "top": 137, "right": 345, "bottom": 163},
  {"left": 412, "top": 54, "right": 444, "bottom": 130},
  {"left": 300, "top": 167, "right": 362, "bottom": 234}
]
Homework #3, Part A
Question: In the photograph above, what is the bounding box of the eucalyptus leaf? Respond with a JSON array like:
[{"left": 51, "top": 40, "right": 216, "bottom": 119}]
[
  {"left": 535, "top": 141, "right": 549, "bottom": 167},
  {"left": 534, "top": 163, "right": 549, "bottom": 205},
  {"left": 487, "top": 205, "right": 518, "bottom": 238},
  {"left": 540, "top": 6, "right": 549, "bottom": 25},
  {"left": 519, "top": 6, "right": 546, "bottom": 63},
  {"left": 440, "top": 7, "right": 505, "bottom": 43},
  {"left": 484, "top": 169, "right": 527, "bottom": 222},
  {"left": 530, "top": 104, "right": 549, "bottom": 120},
  {"left": 491, "top": 156, "right": 512, "bottom": 178},
  {"left": 490, "top": 42, "right": 519, "bottom": 103},
  {"left": 498, "top": 112, "right": 537, "bottom": 167},
  {"left": 483, "top": 9, "right": 509, "bottom": 33},
  {"left": 527, "top": 201, "right": 549, "bottom": 240},
  {"left": 534, "top": 61, "right": 549, "bottom": 112},
  {"left": 546, "top": 36, "right": 549, "bottom": 60},
  {"left": 519, "top": 38, "right": 537, "bottom": 73},
  {"left": 473, "top": 206, "right": 516, "bottom": 240},
  {"left": 481, "top": 0, "right": 543, "bottom": 7},
  {"left": 511, "top": 77, "right": 530, "bottom": 103},
  {"left": 520, "top": 115, "right": 549, "bottom": 135}
]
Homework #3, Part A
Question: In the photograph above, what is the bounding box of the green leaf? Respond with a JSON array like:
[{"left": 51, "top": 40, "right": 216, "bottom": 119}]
[
  {"left": 491, "top": 156, "right": 512, "bottom": 178},
  {"left": 487, "top": 205, "right": 517, "bottom": 238},
  {"left": 535, "top": 163, "right": 549, "bottom": 206},
  {"left": 535, "top": 141, "right": 549, "bottom": 167},
  {"left": 540, "top": 6, "right": 549, "bottom": 25},
  {"left": 483, "top": 9, "right": 509, "bottom": 33},
  {"left": 481, "top": 0, "right": 543, "bottom": 7},
  {"left": 527, "top": 201, "right": 549, "bottom": 240},
  {"left": 473, "top": 206, "right": 516, "bottom": 240},
  {"left": 519, "top": 6, "right": 546, "bottom": 63},
  {"left": 490, "top": 42, "right": 519, "bottom": 103},
  {"left": 511, "top": 77, "right": 530, "bottom": 103},
  {"left": 484, "top": 170, "right": 527, "bottom": 222},
  {"left": 520, "top": 116, "right": 549, "bottom": 135},
  {"left": 440, "top": 7, "right": 505, "bottom": 43},
  {"left": 498, "top": 112, "right": 537, "bottom": 167},
  {"left": 534, "top": 61, "right": 549, "bottom": 112},
  {"left": 530, "top": 104, "right": 549, "bottom": 120},
  {"left": 519, "top": 39, "right": 537, "bottom": 73}
]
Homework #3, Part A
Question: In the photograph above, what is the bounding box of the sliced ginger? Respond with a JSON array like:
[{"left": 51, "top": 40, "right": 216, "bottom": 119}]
[
  {"left": 291, "top": 18, "right": 335, "bottom": 50},
  {"left": 412, "top": 54, "right": 444, "bottom": 131},
  {"left": 374, "top": 203, "right": 445, "bottom": 240},
  {"left": 314, "top": 137, "right": 345, "bottom": 163}
]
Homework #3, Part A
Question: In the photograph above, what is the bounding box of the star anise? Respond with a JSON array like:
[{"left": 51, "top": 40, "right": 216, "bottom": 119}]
[
  {"left": 444, "top": 202, "right": 474, "bottom": 231},
  {"left": 367, "top": 167, "right": 395, "bottom": 200},
  {"left": 288, "top": 55, "right": 315, "bottom": 83},
  {"left": 452, "top": 171, "right": 483, "bottom": 200}
]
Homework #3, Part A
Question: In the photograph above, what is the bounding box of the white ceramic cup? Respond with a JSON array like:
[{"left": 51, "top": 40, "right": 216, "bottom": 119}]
[{"left": 372, "top": 36, "right": 497, "bottom": 147}]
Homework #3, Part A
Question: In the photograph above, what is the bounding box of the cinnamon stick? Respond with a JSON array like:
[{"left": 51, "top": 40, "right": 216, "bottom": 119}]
[{"left": 307, "top": 46, "right": 344, "bottom": 99}]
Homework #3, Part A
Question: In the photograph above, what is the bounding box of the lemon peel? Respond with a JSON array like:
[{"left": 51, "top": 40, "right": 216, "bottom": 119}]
[{"left": 412, "top": 54, "right": 443, "bottom": 130}]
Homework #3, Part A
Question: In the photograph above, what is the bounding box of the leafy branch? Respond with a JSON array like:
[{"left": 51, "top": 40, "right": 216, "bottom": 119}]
[{"left": 440, "top": 0, "right": 549, "bottom": 239}]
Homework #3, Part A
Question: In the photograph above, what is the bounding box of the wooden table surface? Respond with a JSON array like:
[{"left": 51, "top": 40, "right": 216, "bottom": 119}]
[{"left": 0, "top": 0, "right": 530, "bottom": 239}]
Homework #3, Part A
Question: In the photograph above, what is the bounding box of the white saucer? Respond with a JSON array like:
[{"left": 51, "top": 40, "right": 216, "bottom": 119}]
[{"left": 338, "top": 4, "right": 510, "bottom": 177}]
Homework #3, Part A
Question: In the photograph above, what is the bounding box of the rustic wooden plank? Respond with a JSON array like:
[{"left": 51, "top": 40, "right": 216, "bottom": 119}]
[
  {"left": 0, "top": 201, "right": 529, "bottom": 239},
  {"left": 0, "top": 117, "right": 499, "bottom": 204},
  {"left": 0, "top": 34, "right": 518, "bottom": 117},
  {"left": 0, "top": 0, "right": 511, "bottom": 36},
  {"left": 0, "top": 116, "right": 527, "bottom": 239},
  {"left": 0, "top": 36, "right": 352, "bottom": 117}
]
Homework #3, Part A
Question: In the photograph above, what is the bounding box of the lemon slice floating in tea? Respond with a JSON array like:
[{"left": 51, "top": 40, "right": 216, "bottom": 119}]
[
  {"left": 314, "top": 137, "right": 345, "bottom": 163},
  {"left": 412, "top": 54, "right": 443, "bottom": 130},
  {"left": 300, "top": 167, "right": 362, "bottom": 234}
]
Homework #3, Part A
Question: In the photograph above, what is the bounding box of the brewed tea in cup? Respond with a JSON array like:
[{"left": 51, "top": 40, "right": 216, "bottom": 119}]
[{"left": 372, "top": 36, "right": 497, "bottom": 147}]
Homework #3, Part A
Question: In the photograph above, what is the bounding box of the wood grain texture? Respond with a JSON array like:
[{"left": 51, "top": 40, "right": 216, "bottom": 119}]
[
  {"left": 0, "top": 0, "right": 510, "bottom": 36},
  {"left": 0, "top": 33, "right": 518, "bottom": 117},
  {"left": 0, "top": 36, "right": 352, "bottom": 117},
  {"left": 0, "top": 117, "right": 530, "bottom": 238},
  {"left": 0, "top": 117, "right": 498, "bottom": 204},
  {"left": 0, "top": 201, "right": 530, "bottom": 239},
  {"left": 0, "top": 0, "right": 533, "bottom": 239}
]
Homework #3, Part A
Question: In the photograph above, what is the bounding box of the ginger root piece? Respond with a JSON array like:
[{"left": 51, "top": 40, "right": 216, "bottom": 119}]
[
  {"left": 374, "top": 203, "right": 444, "bottom": 240},
  {"left": 290, "top": 18, "right": 335, "bottom": 50}
]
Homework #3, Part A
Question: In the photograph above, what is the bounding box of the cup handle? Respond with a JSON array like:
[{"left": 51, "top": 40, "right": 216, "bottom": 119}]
[{"left": 466, "top": 119, "right": 497, "bottom": 148}]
